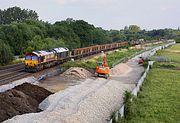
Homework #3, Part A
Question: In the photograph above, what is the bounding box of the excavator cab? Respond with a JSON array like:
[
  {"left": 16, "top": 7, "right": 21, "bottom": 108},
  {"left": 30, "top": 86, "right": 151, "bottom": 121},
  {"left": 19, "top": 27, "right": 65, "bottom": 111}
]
[{"left": 97, "top": 62, "right": 103, "bottom": 66}]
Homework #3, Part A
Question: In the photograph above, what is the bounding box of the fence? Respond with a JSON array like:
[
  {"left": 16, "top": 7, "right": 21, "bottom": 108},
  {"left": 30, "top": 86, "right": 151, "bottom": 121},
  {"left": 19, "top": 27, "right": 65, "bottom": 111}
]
[{"left": 108, "top": 41, "right": 176, "bottom": 123}]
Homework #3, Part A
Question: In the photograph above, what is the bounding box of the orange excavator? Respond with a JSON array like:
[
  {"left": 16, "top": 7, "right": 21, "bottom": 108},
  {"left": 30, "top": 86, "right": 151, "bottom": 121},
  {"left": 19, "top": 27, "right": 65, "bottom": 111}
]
[{"left": 96, "top": 53, "right": 110, "bottom": 79}]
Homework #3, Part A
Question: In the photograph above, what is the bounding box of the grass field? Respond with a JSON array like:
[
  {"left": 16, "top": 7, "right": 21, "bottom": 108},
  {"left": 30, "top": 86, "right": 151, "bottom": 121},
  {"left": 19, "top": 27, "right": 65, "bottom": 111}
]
[
  {"left": 61, "top": 48, "right": 141, "bottom": 70},
  {"left": 153, "top": 44, "right": 180, "bottom": 63},
  {"left": 119, "top": 44, "right": 180, "bottom": 123},
  {"left": 121, "top": 67, "right": 180, "bottom": 123},
  {"left": 169, "top": 44, "right": 180, "bottom": 50}
]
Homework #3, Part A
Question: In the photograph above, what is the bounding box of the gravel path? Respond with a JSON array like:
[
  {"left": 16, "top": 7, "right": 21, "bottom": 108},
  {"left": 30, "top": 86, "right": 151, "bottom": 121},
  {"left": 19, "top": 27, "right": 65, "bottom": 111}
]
[{"left": 4, "top": 52, "right": 147, "bottom": 123}]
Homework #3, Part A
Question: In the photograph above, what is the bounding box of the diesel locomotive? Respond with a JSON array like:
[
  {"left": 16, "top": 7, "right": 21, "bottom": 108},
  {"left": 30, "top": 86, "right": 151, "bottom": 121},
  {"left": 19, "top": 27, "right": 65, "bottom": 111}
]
[{"left": 25, "top": 47, "right": 70, "bottom": 72}]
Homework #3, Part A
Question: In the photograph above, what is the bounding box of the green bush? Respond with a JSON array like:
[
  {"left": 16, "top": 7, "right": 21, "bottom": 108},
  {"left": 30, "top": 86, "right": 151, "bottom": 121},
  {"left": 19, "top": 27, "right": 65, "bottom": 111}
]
[
  {"left": 0, "top": 41, "right": 14, "bottom": 65},
  {"left": 123, "top": 91, "right": 133, "bottom": 120},
  {"left": 175, "top": 37, "right": 180, "bottom": 43}
]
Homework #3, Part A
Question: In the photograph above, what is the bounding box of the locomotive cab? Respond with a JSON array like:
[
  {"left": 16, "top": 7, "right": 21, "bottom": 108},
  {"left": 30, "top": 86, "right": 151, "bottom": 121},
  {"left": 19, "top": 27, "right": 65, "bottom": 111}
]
[{"left": 25, "top": 53, "right": 39, "bottom": 71}]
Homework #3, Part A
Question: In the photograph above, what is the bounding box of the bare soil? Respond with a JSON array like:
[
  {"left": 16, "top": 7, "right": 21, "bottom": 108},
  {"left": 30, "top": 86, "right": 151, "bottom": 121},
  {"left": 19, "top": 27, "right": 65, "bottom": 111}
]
[
  {"left": 38, "top": 67, "right": 93, "bottom": 92},
  {"left": 0, "top": 83, "right": 53, "bottom": 122}
]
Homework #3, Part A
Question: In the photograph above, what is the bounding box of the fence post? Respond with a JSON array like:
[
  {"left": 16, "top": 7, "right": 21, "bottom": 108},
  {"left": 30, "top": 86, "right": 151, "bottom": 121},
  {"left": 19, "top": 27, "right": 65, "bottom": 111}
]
[
  {"left": 119, "top": 105, "right": 125, "bottom": 118},
  {"left": 109, "top": 119, "right": 112, "bottom": 123}
]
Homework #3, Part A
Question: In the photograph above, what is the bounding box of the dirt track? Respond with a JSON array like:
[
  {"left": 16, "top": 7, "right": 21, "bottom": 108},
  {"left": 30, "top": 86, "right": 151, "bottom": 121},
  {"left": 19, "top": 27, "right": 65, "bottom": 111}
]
[{"left": 38, "top": 67, "right": 92, "bottom": 92}]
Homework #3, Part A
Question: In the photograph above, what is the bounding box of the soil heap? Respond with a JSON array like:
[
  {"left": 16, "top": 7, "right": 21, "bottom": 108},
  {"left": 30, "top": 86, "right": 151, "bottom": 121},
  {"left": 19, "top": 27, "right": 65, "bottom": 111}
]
[
  {"left": 0, "top": 83, "right": 53, "bottom": 122},
  {"left": 61, "top": 67, "right": 92, "bottom": 80}
]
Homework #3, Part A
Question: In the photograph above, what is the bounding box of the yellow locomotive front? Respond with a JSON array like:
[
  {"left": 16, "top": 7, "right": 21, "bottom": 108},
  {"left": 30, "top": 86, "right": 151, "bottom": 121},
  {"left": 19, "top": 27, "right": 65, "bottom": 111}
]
[
  {"left": 25, "top": 50, "right": 57, "bottom": 72},
  {"left": 25, "top": 53, "right": 39, "bottom": 70}
]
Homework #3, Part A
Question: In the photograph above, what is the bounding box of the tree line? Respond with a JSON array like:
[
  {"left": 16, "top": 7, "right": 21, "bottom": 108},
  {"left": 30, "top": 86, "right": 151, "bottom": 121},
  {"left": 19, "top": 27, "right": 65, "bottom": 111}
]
[{"left": 0, "top": 6, "right": 179, "bottom": 65}]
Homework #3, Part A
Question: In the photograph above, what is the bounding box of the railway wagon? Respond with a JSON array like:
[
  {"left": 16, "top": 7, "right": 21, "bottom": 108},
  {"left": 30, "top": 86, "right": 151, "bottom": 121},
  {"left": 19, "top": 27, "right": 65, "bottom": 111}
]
[
  {"left": 70, "top": 45, "right": 100, "bottom": 59},
  {"left": 71, "top": 41, "right": 129, "bottom": 59},
  {"left": 118, "top": 41, "right": 129, "bottom": 46}
]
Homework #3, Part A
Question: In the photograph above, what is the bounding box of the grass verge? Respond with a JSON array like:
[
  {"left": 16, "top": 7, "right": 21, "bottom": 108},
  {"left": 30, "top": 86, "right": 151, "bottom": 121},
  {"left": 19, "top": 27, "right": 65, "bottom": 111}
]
[{"left": 61, "top": 48, "right": 141, "bottom": 71}]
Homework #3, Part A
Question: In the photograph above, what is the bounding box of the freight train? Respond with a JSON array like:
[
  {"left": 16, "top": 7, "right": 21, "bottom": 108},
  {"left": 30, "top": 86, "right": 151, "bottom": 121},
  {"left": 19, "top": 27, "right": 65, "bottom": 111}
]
[{"left": 24, "top": 41, "right": 131, "bottom": 72}]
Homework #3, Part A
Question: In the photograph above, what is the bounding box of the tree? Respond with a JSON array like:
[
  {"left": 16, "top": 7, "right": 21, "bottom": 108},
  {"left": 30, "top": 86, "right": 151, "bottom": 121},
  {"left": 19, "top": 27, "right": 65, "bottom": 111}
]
[
  {"left": 70, "top": 20, "right": 95, "bottom": 47},
  {"left": 0, "top": 22, "right": 34, "bottom": 55},
  {"left": 26, "top": 35, "right": 44, "bottom": 52},
  {"left": 0, "top": 6, "right": 38, "bottom": 24},
  {"left": 25, "top": 36, "right": 67, "bottom": 53},
  {"left": 91, "top": 28, "right": 111, "bottom": 44},
  {"left": 124, "top": 26, "right": 128, "bottom": 30},
  {"left": 128, "top": 25, "right": 141, "bottom": 33},
  {"left": 49, "top": 21, "right": 80, "bottom": 49},
  {"left": 175, "top": 37, "right": 180, "bottom": 43},
  {"left": 0, "top": 40, "right": 13, "bottom": 65}
]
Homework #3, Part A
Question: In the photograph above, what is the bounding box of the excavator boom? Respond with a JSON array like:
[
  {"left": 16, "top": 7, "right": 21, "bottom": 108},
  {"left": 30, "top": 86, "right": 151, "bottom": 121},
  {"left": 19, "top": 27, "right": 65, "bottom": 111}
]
[{"left": 103, "top": 53, "right": 107, "bottom": 67}]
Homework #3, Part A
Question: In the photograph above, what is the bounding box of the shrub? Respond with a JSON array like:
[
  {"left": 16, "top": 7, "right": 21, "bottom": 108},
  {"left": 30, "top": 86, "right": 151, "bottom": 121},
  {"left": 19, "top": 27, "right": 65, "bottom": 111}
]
[
  {"left": 123, "top": 91, "right": 133, "bottom": 120},
  {"left": 0, "top": 41, "right": 14, "bottom": 65}
]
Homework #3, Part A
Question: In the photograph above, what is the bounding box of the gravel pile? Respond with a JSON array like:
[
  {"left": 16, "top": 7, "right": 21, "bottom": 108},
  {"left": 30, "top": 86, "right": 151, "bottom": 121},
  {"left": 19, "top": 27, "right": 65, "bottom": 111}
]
[
  {"left": 61, "top": 67, "right": 92, "bottom": 79},
  {"left": 110, "top": 63, "right": 132, "bottom": 76},
  {"left": 65, "top": 80, "right": 133, "bottom": 123}
]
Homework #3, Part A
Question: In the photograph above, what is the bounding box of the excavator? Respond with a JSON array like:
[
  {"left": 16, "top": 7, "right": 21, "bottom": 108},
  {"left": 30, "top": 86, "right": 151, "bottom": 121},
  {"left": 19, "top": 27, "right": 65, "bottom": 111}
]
[{"left": 95, "top": 52, "right": 110, "bottom": 79}]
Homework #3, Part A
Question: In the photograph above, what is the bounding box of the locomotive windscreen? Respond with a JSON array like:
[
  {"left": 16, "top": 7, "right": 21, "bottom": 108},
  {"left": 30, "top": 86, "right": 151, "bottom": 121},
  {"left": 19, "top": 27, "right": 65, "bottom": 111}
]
[
  {"left": 25, "top": 55, "right": 31, "bottom": 60},
  {"left": 32, "top": 56, "right": 38, "bottom": 60}
]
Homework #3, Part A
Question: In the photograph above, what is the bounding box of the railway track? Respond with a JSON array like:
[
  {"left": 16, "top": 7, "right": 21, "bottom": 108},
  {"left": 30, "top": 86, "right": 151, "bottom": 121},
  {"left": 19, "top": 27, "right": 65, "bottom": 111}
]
[
  {"left": 0, "top": 63, "right": 31, "bottom": 86},
  {"left": 0, "top": 53, "right": 104, "bottom": 86},
  {"left": 0, "top": 63, "right": 24, "bottom": 70},
  {"left": 0, "top": 47, "right": 135, "bottom": 86}
]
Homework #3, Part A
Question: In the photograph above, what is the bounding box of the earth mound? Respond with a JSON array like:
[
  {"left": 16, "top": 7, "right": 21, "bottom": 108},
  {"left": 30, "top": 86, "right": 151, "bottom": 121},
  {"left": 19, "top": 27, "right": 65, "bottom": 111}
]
[
  {"left": 0, "top": 83, "right": 53, "bottom": 122},
  {"left": 61, "top": 67, "right": 92, "bottom": 80}
]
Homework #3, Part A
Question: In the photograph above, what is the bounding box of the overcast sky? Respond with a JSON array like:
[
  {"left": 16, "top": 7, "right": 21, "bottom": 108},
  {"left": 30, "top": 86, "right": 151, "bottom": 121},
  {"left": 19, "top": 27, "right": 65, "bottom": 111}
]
[{"left": 0, "top": 0, "right": 180, "bottom": 30}]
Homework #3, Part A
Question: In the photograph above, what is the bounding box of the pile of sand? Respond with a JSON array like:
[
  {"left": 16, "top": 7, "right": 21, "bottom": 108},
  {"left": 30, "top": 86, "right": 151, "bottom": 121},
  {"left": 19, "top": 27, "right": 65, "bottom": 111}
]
[
  {"left": 0, "top": 83, "right": 52, "bottom": 122},
  {"left": 110, "top": 63, "right": 132, "bottom": 76},
  {"left": 61, "top": 67, "right": 92, "bottom": 79}
]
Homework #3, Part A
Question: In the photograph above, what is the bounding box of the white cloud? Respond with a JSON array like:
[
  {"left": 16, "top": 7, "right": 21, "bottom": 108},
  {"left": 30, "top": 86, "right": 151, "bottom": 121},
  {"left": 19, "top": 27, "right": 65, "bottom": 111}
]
[
  {"left": 54, "top": 0, "right": 82, "bottom": 5},
  {"left": 54, "top": 0, "right": 118, "bottom": 6},
  {"left": 0, "top": 0, "right": 179, "bottom": 29}
]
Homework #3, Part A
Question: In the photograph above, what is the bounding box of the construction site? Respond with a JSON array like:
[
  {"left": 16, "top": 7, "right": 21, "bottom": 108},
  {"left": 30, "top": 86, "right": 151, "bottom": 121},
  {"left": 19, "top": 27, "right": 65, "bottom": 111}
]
[
  {"left": 0, "top": 1, "right": 179, "bottom": 122},
  {"left": 0, "top": 41, "right": 174, "bottom": 123}
]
